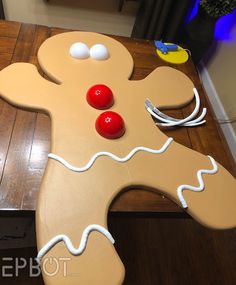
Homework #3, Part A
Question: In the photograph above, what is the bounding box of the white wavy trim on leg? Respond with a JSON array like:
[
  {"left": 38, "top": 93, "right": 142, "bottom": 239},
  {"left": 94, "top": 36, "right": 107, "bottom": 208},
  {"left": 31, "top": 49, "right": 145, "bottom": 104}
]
[
  {"left": 177, "top": 156, "right": 218, "bottom": 208},
  {"left": 48, "top": 137, "right": 173, "bottom": 172},
  {"left": 37, "top": 224, "right": 115, "bottom": 263}
]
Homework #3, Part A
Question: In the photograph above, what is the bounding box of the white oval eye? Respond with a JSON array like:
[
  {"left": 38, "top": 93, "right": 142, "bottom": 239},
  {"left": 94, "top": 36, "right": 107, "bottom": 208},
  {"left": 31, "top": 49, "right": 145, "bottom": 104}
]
[
  {"left": 90, "top": 44, "right": 109, "bottom": 60},
  {"left": 69, "top": 42, "right": 90, "bottom": 59}
]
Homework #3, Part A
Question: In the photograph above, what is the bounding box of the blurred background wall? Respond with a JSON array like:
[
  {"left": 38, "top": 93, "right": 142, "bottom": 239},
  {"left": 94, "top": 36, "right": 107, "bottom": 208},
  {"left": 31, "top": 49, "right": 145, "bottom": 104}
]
[{"left": 3, "top": 0, "right": 138, "bottom": 36}]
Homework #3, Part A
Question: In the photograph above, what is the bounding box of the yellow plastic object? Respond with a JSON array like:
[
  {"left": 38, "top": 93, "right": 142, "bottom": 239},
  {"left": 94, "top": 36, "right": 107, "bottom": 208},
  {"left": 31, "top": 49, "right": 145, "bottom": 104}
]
[{"left": 156, "top": 43, "right": 189, "bottom": 64}]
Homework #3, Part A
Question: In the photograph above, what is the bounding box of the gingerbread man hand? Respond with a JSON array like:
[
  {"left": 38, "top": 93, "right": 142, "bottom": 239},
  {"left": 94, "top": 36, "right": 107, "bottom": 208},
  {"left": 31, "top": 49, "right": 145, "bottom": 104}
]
[{"left": 0, "top": 32, "right": 235, "bottom": 285}]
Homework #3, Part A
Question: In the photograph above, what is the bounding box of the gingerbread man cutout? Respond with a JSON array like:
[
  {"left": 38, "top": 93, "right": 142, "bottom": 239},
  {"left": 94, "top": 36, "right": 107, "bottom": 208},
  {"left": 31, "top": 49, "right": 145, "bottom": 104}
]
[{"left": 0, "top": 32, "right": 235, "bottom": 285}]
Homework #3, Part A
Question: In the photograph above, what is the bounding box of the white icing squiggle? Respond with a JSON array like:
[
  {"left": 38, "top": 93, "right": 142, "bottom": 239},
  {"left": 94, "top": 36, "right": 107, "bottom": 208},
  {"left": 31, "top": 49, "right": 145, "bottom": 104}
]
[
  {"left": 37, "top": 224, "right": 114, "bottom": 263},
  {"left": 177, "top": 156, "right": 218, "bottom": 208},
  {"left": 48, "top": 137, "right": 173, "bottom": 172}
]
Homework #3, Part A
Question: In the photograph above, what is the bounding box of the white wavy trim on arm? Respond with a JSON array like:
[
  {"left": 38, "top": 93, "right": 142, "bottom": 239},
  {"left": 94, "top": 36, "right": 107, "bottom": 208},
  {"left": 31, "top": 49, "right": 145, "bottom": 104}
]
[
  {"left": 37, "top": 224, "right": 115, "bottom": 264},
  {"left": 145, "top": 88, "right": 207, "bottom": 127},
  {"left": 177, "top": 156, "right": 218, "bottom": 208},
  {"left": 48, "top": 137, "right": 173, "bottom": 172}
]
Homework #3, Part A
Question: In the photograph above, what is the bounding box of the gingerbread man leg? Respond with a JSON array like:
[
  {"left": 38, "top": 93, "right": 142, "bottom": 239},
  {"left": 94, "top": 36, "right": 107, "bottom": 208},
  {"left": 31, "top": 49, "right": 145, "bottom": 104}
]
[
  {"left": 36, "top": 159, "right": 130, "bottom": 285},
  {"left": 36, "top": 135, "right": 236, "bottom": 285}
]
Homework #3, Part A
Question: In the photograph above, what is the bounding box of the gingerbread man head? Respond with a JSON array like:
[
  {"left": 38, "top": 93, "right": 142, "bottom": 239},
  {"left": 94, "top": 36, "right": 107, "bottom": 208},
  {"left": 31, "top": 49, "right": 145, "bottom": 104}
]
[{"left": 38, "top": 31, "right": 134, "bottom": 84}]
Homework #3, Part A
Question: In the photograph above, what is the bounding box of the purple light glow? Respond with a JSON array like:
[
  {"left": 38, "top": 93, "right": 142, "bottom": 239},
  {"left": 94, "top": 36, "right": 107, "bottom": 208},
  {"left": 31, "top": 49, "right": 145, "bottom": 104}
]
[
  {"left": 215, "top": 9, "right": 236, "bottom": 41},
  {"left": 186, "top": 0, "right": 236, "bottom": 42},
  {"left": 185, "top": 0, "right": 200, "bottom": 23}
]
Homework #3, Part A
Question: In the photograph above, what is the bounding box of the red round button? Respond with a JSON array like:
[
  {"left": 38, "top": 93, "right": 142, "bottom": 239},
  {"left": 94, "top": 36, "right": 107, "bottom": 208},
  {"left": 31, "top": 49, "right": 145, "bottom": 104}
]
[
  {"left": 95, "top": 111, "right": 125, "bottom": 139},
  {"left": 86, "top": 84, "right": 114, "bottom": 110}
]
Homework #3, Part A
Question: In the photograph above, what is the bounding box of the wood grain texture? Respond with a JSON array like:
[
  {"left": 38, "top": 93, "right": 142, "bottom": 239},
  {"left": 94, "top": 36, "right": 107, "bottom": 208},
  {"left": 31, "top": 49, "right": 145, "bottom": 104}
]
[
  {"left": 0, "top": 101, "right": 17, "bottom": 182},
  {"left": 0, "top": 110, "right": 37, "bottom": 209},
  {"left": 0, "top": 21, "right": 235, "bottom": 213}
]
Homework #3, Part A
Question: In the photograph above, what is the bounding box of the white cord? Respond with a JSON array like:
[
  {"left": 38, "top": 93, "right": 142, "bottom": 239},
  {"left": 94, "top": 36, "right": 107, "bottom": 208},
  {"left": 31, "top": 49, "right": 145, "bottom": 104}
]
[
  {"left": 155, "top": 107, "right": 207, "bottom": 126},
  {"left": 48, "top": 137, "right": 173, "bottom": 172},
  {"left": 145, "top": 88, "right": 207, "bottom": 127},
  {"left": 147, "top": 87, "right": 200, "bottom": 126},
  {"left": 151, "top": 107, "right": 207, "bottom": 127},
  {"left": 37, "top": 224, "right": 115, "bottom": 263},
  {"left": 183, "top": 108, "right": 207, "bottom": 126},
  {"left": 183, "top": 48, "right": 191, "bottom": 56},
  {"left": 177, "top": 156, "right": 218, "bottom": 208}
]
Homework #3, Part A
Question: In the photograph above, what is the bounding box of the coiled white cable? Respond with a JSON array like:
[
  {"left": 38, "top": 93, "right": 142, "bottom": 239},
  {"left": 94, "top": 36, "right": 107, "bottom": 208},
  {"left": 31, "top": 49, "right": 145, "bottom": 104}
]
[{"left": 145, "top": 88, "right": 207, "bottom": 127}]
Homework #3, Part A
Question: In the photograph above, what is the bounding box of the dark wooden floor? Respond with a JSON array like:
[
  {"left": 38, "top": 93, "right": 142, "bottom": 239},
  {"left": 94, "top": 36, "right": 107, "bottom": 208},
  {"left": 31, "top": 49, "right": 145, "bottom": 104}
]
[
  {"left": 0, "top": 215, "right": 236, "bottom": 285},
  {"left": 110, "top": 216, "right": 236, "bottom": 285}
]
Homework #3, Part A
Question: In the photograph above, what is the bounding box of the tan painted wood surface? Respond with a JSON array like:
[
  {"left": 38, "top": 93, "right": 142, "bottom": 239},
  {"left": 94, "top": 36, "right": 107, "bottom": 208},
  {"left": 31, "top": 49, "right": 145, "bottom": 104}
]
[
  {"left": 0, "top": 21, "right": 235, "bottom": 213},
  {"left": 0, "top": 28, "right": 235, "bottom": 285}
]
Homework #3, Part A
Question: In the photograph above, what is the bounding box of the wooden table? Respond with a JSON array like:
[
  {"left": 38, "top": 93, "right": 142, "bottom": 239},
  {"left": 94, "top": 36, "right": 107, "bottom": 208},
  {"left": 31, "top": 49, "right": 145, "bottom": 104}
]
[{"left": 0, "top": 20, "right": 235, "bottom": 214}]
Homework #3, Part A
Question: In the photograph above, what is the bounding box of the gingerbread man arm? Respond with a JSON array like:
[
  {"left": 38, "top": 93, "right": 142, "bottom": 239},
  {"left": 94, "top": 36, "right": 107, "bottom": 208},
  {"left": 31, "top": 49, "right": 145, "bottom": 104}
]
[
  {"left": 135, "top": 66, "right": 195, "bottom": 109},
  {"left": 0, "top": 62, "right": 58, "bottom": 111}
]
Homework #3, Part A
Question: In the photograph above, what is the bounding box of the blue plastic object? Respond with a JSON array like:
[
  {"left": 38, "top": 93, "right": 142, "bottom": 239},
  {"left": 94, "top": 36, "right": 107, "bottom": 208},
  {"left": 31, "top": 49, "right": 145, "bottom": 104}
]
[{"left": 154, "top": 40, "right": 178, "bottom": 54}]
